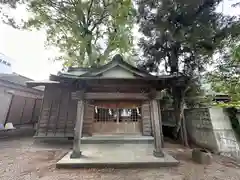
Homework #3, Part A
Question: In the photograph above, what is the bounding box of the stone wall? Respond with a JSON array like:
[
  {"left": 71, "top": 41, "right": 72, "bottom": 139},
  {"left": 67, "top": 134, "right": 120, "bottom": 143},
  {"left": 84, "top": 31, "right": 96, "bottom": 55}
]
[
  {"left": 209, "top": 108, "right": 239, "bottom": 153},
  {"left": 162, "top": 107, "right": 240, "bottom": 154},
  {"left": 184, "top": 108, "right": 219, "bottom": 152}
]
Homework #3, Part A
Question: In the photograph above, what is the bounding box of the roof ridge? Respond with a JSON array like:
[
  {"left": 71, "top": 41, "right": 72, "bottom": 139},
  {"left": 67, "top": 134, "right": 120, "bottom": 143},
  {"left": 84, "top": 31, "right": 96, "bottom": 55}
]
[
  {"left": 56, "top": 54, "right": 156, "bottom": 78},
  {"left": 13, "top": 73, "right": 33, "bottom": 80}
]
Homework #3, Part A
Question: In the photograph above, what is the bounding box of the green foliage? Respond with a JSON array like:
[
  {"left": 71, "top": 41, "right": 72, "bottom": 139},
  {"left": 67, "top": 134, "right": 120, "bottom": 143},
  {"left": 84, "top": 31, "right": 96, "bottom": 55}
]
[
  {"left": 225, "top": 107, "right": 240, "bottom": 140},
  {"left": 210, "top": 82, "right": 240, "bottom": 107},
  {"left": 137, "top": 0, "right": 240, "bottom": 75},
  {"left": 137, "top": 0, "right": 240, "bottom": 109},
  {"left": 208, "top": 42, "right": 240, "bottom": 108},
  {"left": 232, "top": 44, "right": 240, "bottom": 61},
  {"left": 136, "top": 0, "right": 240, "bottom": 139},
  {"left": 1, "top": 0, "right": 136, "bottom": 67},
  {"left": 184, "top": 84, "right": 210, "bottom": 108}
]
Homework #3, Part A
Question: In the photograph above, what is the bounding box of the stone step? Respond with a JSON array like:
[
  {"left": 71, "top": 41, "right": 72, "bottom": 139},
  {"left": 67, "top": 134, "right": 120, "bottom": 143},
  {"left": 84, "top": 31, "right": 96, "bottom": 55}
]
[
  {"left": 81, "top": 135, "right": 154, "bottom": 144},
  {"left": 56, "top": 144, "right": 179, "bottom": 169}
]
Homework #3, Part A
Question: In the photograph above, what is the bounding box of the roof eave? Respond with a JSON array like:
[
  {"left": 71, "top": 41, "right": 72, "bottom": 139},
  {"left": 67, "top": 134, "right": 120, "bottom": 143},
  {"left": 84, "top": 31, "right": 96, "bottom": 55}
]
[
  {"left": 50, "top": 73, "right": 187, "bottom": 81},
  {"left": 26, "top": 80, "right": 60, "bottom": 88}
]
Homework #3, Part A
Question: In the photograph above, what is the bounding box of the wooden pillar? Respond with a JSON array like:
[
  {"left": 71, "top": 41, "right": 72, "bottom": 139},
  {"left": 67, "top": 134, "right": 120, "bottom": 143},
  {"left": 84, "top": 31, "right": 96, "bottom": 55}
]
[
  {"left": 150, "top": 99, "right": 164, "bottom": 157},
  {"left": 157, "top": 100, "right": 164, "bottom": 147},
  {"left": 70, "top": 99, "right": 85, "bottom": 158}
]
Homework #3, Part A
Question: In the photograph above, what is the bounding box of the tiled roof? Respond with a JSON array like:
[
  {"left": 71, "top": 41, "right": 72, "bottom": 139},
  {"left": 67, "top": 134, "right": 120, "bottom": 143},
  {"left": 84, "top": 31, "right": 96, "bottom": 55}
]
[
  {"left": 0, "top": 73, "right": 44, "bottom": 91},
  {"left": 0, "top": 73, "right": 33, "bottom": 86},
  {"left": 58, "top": 54, "right": 155, "bottom": 79}
]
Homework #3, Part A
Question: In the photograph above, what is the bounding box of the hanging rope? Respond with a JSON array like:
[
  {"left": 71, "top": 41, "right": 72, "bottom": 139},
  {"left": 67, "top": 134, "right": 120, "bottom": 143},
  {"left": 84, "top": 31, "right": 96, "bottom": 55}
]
[{"left": 85, "top": 101, "right": 143, "bottom": 110}]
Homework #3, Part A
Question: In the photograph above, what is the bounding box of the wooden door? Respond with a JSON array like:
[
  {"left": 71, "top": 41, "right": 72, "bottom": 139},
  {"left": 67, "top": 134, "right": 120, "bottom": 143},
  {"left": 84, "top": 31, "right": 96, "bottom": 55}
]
[
  {"left": 93, "top": 118, "right": 141, "bottom": 134},
  {"left": 93, "top": 101, "right": 142, "bottom": 135}
]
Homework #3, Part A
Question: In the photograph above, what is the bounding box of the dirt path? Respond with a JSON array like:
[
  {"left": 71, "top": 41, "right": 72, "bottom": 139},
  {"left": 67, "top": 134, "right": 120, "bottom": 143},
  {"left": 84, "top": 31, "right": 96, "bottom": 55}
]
[{"left": 0, "top": 138, "right": 240, "bottom": 180}]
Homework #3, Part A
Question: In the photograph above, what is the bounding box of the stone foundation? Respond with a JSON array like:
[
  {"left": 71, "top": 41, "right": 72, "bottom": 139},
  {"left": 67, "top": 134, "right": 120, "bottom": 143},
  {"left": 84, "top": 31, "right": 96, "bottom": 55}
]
[{"left": 185, "top": 107, "right": 240, "bottom": 155}]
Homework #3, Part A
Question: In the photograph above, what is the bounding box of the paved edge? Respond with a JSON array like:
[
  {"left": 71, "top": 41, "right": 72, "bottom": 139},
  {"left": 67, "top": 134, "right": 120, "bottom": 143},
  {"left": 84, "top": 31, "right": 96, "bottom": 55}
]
[{"left": 56, "top": 161, "right": 180, "bottom": 169}]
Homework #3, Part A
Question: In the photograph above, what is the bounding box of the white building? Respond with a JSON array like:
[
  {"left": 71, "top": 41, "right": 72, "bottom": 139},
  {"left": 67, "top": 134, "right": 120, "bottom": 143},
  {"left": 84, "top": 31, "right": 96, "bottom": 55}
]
[{"left": 0, "top": 53, "right": 14, "bottom": 74}]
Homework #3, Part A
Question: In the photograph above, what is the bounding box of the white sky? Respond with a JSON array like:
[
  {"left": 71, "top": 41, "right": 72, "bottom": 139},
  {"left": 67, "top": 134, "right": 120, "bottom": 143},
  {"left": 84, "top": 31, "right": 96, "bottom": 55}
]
[{"left": 0, "top": 0, "right": 239, "bottom": 80}]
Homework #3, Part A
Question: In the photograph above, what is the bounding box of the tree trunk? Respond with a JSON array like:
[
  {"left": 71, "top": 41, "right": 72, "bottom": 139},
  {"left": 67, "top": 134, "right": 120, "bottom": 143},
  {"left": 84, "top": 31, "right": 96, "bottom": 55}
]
[
  {"left": 86, "top": 41, "right": 93, "bottom": 66},
  {"left": 85, "top": 31, "right": 93, "bottom": 67},
  {"left": 173, "top": 88, "right": 188, "bottom": 146}
]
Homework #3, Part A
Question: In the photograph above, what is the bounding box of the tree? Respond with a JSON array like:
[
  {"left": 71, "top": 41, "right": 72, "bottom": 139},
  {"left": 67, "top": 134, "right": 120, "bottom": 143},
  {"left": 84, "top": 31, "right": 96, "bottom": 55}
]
[
  {"left": 137, "top": 0, "right": 240, "bottom": 144},
  {"left": 1, "top": 0, "right": 136, "bottom": 67},
  {"left": 208, "top": 42, "right": 240, "bottom": 107}
]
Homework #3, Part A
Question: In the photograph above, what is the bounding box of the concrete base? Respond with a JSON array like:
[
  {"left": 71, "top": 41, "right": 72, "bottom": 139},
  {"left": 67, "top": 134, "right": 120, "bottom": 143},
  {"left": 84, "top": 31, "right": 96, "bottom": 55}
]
[
  {"left": 70, "top": 151, "right": 82, "bottom": 159},
  {"left": 33, "top": 135, "right": 154, "bottom": 144},
  {"left": 81, "top": 135, "right": 154, "bottom": 144},
  {"left": 56, "top": 144, "right": 179, "bottom": 168},
  {"left": 153, "top": 149, "right": 164, "bottom": 157}
]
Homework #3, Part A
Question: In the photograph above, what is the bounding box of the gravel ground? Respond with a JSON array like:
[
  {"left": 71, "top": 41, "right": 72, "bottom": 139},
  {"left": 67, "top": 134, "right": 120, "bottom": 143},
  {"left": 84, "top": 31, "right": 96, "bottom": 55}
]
[{"left": 0, "top": 137, "right": 240, "bottom": 180}]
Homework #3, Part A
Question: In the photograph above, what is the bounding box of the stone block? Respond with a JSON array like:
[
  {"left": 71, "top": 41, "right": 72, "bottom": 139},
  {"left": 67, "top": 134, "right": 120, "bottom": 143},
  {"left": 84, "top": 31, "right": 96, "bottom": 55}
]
[{"left": 192, "top": 148, "right": 212, "bottom": 165}]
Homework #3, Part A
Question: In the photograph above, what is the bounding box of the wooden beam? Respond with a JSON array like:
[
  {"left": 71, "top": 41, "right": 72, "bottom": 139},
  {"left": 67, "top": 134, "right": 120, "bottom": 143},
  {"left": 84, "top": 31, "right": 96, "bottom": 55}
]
[
  {"left": 64, "top": 92, "right": 71, "bottom": 137},
  {"left": 86, "top": 93, "right": 149, "bottom": 100},
  {"left": 87, "top": 81, "right": 150, "bottom": 86},
  {"left": 35, "top": 92, "right": 45, "bottom": 136},
  {"left": 4, "top": 94, "right": 14, "bottom": 125},
  {"left": 30, "top": 99, "right": 37, "bottom": 126},
  {"left": 72, "top": 92, "right": 164, "bottom": 100},
  {"left": 71, "top": 90, "right": 85, "bottom": 100},
  {"left": 151, "top": 99, "right": 164, "bottom": 157},
  {"left": 72, "top": 92, "right": 147, "bottom": 100},
  {"left": 54, "top": 89, "right": 62, "bottom": 135},
  {"left": 45, "top": 99, "right": 53, "bottom": 136},
  {"left": 19, "top": 98, "right": 27, "bottom": 125}
]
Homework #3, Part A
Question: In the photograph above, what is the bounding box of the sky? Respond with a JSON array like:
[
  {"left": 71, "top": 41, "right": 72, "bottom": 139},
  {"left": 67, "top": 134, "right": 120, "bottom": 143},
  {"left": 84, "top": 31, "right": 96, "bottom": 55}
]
[{"left": 0, "top": 0, "right": 240, "bottom": 80}]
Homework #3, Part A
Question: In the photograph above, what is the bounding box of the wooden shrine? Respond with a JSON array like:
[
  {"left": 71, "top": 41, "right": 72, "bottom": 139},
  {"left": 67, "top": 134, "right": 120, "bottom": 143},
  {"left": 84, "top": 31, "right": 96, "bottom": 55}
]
[{"left": 27, "top": 54, "right": 188, "bottom": 158}]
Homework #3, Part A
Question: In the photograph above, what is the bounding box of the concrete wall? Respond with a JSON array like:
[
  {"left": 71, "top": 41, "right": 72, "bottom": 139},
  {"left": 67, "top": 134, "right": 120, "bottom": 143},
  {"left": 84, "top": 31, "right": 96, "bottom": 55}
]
[
  {"left": 184, "top": 107, "right": 240, "bottom": 154},
  {"left": 185, "top": 108, "right": 219, "bottom": 152},
  {"left": 209, "top": 108, "right": 239, "bottom": 152},
  {"left": 161, "top": 107, "right": 240, "bottom": 155}
]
